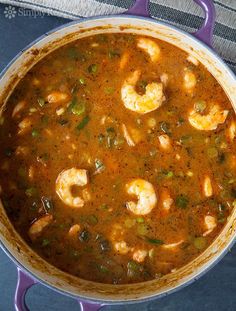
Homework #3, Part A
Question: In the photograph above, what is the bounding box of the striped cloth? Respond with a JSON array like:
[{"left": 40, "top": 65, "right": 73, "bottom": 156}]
[{"left": 0, "top": 0, "right": 235, "bottom": 71}]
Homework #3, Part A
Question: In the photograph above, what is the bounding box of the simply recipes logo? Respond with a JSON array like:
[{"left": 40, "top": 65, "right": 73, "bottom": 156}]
[
  {"left": 3, "top": 5, "right": 16, "bottom": 19},
  {"left": 3, "top": 5, "right": 50, "bottom": 19}
]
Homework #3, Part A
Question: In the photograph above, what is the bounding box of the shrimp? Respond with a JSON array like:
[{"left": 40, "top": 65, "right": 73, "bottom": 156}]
[
  {"left": 133, "top": 249, "right": 148, "bottom": 263},
  {"left": 119, "top": 52, "right": 130, "bottom": 70},
  {"left": 126, "top": 179, "right": 157, "bottom": 215},
  {"left": 47, "top": 91, "right": 69, "bottom": 104},
  {"left": 122, "top": 124, "right": 135, "bottom": 146},
  {"left": 160, "top": 187, "right": 173, "bottom": 213},
  {"left": 203, "top": 215, "right": 217, "bottom": 236},
  {"left": 110, "top": 224, "right": 124, "bottom": 241},
  {"left": 68, "top": 224, "right": 81, "bottom": 237},
  {"left": 158, "top": 134, "right": 172, "bottom": 151},
  {"left": 55, "top": 168, "right": 88, "bottom": 207},
  {"left": 114, "top": 241, "right": 131, "bottom": 254},
  {"left": 18, "top": 118, "right": 32, "bottom": 135},
  {"left": 137, "top": 38, "right": 160, "bottom": 62},
  {"left": 162, "top": 240, "right": 184, "bottom": 250},
  {"left": 121, "top": 124, "right": 143, "bottom": 146},
  {"left": 12, "top": 101, "right": 26, "bottom": 118},
  {"left": 188, "top": 104, "right": 228, "bottom": 131},
  {"left": 202, "top": 175, "right": 213, "bottom": 197},
  {"left": 121, "top": 70, "right": 165, "bottom": 114},
  {"left": 183, "top": 69, "right": 197, "bottom": 91},
  {"left": 28, "top": 214, "right": 53, "bottom": 241},
  {"left": 227, "top": 121, "right": 236, "bottom": 141},
  {"left": 56, "top": 107, "right": 65, "bottom": 116},
  {"left": 160, "top": 73, "right": 169, "bottom": 86}
]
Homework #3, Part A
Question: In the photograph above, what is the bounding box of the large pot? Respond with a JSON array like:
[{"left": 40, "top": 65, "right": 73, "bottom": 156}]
[{"left": 0, "top": 1, "right": 236, "bottom": 310}]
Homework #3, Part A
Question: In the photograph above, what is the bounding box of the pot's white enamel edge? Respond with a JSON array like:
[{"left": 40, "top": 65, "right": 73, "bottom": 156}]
[{"left": 0, "top": 16, "right": 236, "bottom": 303}]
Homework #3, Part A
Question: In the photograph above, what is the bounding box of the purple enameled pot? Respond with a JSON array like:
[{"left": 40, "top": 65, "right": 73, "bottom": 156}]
[{"left": 0, "top": 1, "right": 236, "bottom": 310}]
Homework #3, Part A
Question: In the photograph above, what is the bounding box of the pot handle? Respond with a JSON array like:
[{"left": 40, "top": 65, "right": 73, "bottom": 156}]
[
  {"left": 125, "top": 0, "right": 216, "bottom": 47},
  {"left": 125, "top": 0, "right": 150, "bottom": 17},
  {"left": 14, "top": 268, "right": 104, "bottom": 311},
  {"left": 14, "top": 268, "right": 37, "bottom": 311},
  {"left": 193, "top": 0, "right": 216, "bottom": 47},
  {"left": 78, "top": 301, "right": 104, "bottom": 311}
]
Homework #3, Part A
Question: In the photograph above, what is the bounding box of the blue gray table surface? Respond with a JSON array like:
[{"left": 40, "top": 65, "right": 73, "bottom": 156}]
[{"left": 0, "top": 3, "right": 236, "bottom": 311}]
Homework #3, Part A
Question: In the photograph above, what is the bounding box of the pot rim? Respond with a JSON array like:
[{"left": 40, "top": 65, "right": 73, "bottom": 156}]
[
  {"left": 0, "top": 14, "right": 235, "bottom": 81},
  {"left": 0, "top": 14, "right": 236, "bottom": 305}
]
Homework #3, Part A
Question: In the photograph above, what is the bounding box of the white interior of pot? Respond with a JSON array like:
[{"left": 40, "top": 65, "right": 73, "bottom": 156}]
[{"left": 0, "top": 16, "right": 236, "bottom": 303}]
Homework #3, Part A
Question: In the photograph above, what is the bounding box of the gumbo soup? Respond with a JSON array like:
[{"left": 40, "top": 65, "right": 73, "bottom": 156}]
[{"left": 0, "top": 34, "right": 235, "bottom": 284}]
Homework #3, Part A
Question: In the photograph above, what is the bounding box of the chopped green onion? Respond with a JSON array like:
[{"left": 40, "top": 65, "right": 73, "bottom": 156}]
[
  {"left": 100, "top": 239, "right": 110, "bottom": 252},
  {"left": 41, "top": 197, "right": 53, "bottom": 212},
  {"left": 113, "top": 136, "right": 125, "bottom": 147},
  {"left": 32, "top": 129, "right": 39, "bottom": 137},
  {"left": 104, "top": 87, "right": 114, "bottom": 95},
  {"left": 166, "top": 171, "right": 174, "bottom": 178},
  {"left": 180, "top": 135, "right": 192, "bottom": 144},
  {"left": 42, "top": 239, "right": 50, "bottom": 247},
  {"left": 79, "top": 230, "right": 90, "bottom": 242},
  {"left": 68, "top": 97, "right": 85, "bottom": 116},
  {"left": 218, "top": 203, "right": 225, "bottom": 212},
  {"left": 98, "top": 133, "right": 105, "bottom": 144},
  {"left": 108, "top": 50, "right": 120, "bottom": 59},
  {"left": 87, "top": 214, "right": 98, "bottom": 225},
  {"left": 95, "top": 158, "right": 105, "bottom": 174},
  {"left": 29, "top": 107, "right": 37, "bottom": 113},
  {"left": 98, "top": 264, "right": 109, "bottom": 273},
  {"left": 76, "top": 115, "right": 90, "bottom": 132},
  {"left": 58, "top": 119, "right": 69, "bottom": 126},
  {"left": 30, "top": 202, "right": 38, "bottom": 211},
  {"left": 37, "top": 97, "right": 45, "bottom": 107},
  {"left": 136, "top": 217, "right": 144, "bottom": 223},
  {"left": 79, "top": 77, "right": 85, "bottom": 85},
  {"left": 127, "top": 260, "right": 141, "bottom": 271},
  {"left": 160, "top": 121, "right": 171, "bottom": 135},
  {"left": 127, "top": 260, "right": 143, "bottom": 278},
  {"left": 100, "top": 203, "right": 108, "bottom": 210},
  {"left": 25, "top": 187, "right": 37, "bottom": 197},
  {"left": 177, "top": 118, "right": 184, "bottom": 127},
  {"left": 193, "top": 237, "right": 206, "bottom": 250},
  {"left": 176, "top": 194, "right": 189, "bottom": 209},
  {"left": 88, "top": 64, "right": 98, "bottom": 74},
  {"left": 106, "top": 127, "right": 115, "bottom": 134},
  {"left": 41, "top": 115, "right": 49, "bottom": 125},
  {"left": 144, "top": 237, "right": 164, "bottom": 245},
  {"left": 194, "top": 100, "right": 206, "bottom": 113}
]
